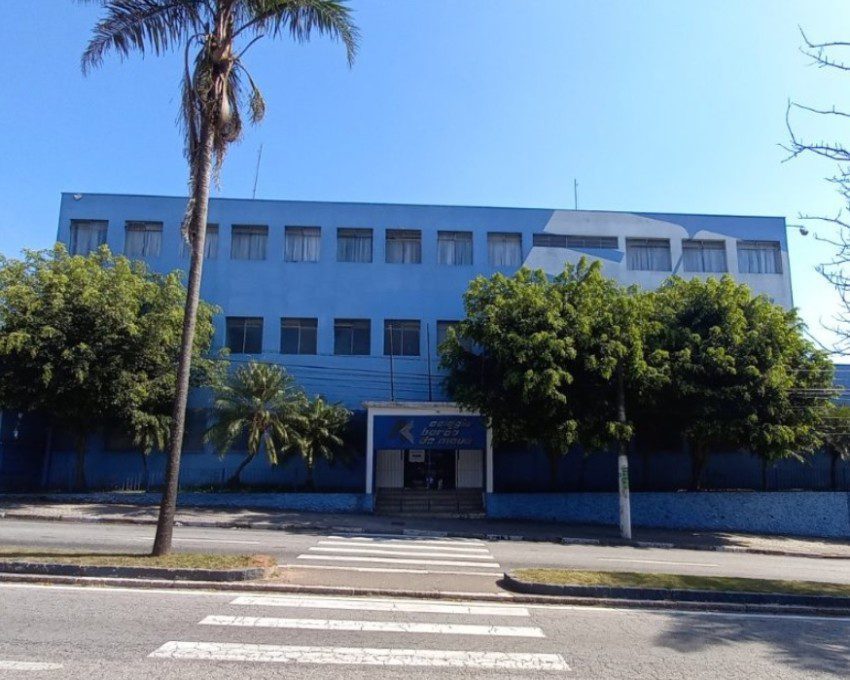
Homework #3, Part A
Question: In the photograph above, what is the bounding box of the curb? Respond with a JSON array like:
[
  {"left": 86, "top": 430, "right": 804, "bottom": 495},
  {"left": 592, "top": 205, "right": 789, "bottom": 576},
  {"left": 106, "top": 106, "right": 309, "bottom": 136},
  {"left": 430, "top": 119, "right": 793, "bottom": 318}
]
[
  {"left": 3, "top": 572, "right": 850, "bottom": 618},
  {"left": 3, "top": 509, "right": 849, "bottom": 559},
  {"left": 501, "top": 571, "right": 850, "bottom": 612},
  {"left": 0, "top": 561, "right": 269, "bottom": 582}
]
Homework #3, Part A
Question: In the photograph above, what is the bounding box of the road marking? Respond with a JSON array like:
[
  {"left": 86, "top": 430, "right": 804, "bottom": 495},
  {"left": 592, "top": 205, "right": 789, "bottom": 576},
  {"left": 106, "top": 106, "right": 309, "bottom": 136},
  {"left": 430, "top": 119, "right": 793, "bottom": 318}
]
[
  {"left": 200, "top": 615, "right": 545, "bottom": 637},
  {"left": 230, "top": 595, "right": 530, "bottom": 616},
  {"left": 327, "top": 535, "right": 486, "bottom": 547},
  {"left": 298, "top": 554, "right": 500, "bottom": 568},
  {"left": 0, "top": 660, "right": 63, "bottom": 671},
  {"left": 318, "top": 540, "right": 491, "bottom": 553},
  {"left": 149, "top": 641, "right": 570, "bottom": 670},
  {"left": 308, "top": 546, "right": 497, "bottom": 560},
  {"left": 329, "top": 533, "right": 484, "bottom": 544},
  {"left": 596, "top": 557, "right": 719, "bottom": 568},
  {"left": 283, "top": 564, "right": 502, "bottom": 577}
]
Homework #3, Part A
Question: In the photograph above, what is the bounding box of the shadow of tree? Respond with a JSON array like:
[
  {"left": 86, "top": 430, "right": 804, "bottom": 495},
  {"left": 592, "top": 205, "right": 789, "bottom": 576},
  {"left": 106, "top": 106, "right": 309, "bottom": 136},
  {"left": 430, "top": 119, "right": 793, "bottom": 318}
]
[{"left": 654, "top": 612, "right": 850, "bottom": 676}]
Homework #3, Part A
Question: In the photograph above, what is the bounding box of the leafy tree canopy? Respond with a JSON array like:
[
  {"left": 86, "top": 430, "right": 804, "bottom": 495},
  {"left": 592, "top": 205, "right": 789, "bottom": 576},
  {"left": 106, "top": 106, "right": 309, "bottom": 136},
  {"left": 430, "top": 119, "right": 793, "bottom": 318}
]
[
  {"left": 441, "top": 259, "right": 662, "bottom": 472},
  {"left": 648, "top": 275, "right": 835, "bottom": 487},
  {"left": 0, "top": 245, "right": 217, "bottom": 487}
]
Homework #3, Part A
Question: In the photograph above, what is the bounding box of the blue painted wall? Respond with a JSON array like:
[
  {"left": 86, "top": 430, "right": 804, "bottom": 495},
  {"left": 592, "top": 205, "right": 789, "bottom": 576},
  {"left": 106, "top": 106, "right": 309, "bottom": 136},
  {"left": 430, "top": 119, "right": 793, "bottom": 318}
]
[
  {"left": 485, "top": 492, "right": 850, "bottom": 539},
  {"left": 56, "top": 193, "right": 793, "bottom": 409}
]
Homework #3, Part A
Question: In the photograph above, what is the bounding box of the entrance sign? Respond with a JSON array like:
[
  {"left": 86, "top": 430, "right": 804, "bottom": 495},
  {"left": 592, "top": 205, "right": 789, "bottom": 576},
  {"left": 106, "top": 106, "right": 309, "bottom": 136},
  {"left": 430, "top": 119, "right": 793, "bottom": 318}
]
[{"left": 373, "top": 415, "right": 487, "bottom": 450}]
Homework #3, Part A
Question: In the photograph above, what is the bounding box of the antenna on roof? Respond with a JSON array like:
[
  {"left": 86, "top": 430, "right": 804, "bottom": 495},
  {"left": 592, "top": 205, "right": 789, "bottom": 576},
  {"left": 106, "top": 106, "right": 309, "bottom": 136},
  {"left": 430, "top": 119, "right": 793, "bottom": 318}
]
[
  {"left": 574, "top": 179, "right": 579, "bottom": 210},
  {"left": 252, "top": 144, "right": 263, "bottom": 199}
]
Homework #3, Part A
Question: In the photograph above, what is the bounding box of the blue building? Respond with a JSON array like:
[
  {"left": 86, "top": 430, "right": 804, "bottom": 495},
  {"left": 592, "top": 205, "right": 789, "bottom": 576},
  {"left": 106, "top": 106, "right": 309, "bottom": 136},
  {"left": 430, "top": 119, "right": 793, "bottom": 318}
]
[{"left": 15, "top": 191, "right": 806, "bottom": 508}]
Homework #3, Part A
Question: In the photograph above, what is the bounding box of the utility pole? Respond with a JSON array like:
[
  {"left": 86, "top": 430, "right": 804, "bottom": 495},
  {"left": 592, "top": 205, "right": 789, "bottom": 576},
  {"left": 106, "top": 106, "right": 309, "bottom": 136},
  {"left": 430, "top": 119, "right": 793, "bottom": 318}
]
[
  {"left": 574, "top": 179, "right": 579, "bottom": 210},
  {"left": 252, "top": 144, "right": 263, "bottom": 199},
  {"left": 617, "top": 367, "right": 632, "bottom": 539}
]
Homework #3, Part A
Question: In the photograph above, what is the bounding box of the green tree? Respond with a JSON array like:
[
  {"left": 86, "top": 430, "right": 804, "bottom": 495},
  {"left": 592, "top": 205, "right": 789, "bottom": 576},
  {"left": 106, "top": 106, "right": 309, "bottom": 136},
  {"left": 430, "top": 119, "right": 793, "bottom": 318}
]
[
  {"left": 82, "top": 0, "right": 358, "bottom": 555},
  {"left": 0, "top": 246, "right": 216, "bottom": 491},
  {"left": 821, "top": 403, "right": 850, "bottom": 490},
  {"left": 441, "top": 259, "right": 662, "bottom": 505},
  {"left": 292, "top": 397, "right": 351, "bottom": 490},
  {"left": 206, "top": 361, "right": 306, "bottom": 488},
  {"left": 648, "top": 276, "right": 834, "bottom": 490}
]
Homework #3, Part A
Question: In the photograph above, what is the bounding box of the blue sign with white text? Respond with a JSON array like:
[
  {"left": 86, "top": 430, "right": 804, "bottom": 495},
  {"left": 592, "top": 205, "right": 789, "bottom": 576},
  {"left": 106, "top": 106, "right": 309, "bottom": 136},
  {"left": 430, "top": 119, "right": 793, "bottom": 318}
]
[{"left": 373, "top": 415, "right": 486, "bottom": 450}]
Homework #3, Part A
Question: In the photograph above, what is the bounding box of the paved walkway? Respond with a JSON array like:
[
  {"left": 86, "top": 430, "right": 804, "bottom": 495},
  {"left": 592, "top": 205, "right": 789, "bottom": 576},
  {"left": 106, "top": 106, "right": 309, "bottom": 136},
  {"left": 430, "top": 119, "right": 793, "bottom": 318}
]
[{"left": 1, "top": 495, "right": 849, "bottom": 558}]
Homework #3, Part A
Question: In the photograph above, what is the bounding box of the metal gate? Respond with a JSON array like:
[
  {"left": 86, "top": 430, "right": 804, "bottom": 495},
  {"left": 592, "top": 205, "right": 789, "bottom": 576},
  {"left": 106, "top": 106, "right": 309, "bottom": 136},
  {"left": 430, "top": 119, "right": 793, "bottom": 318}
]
[{"left": 375, "top": 449, "right": 404, "bottom": 488}]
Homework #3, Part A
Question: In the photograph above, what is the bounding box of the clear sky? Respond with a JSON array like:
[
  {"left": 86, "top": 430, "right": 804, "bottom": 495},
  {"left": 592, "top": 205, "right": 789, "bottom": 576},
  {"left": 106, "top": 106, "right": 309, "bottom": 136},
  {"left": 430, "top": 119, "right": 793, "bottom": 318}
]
[{"left": 1, "top": 1, "right": 849, "bottom": 350}]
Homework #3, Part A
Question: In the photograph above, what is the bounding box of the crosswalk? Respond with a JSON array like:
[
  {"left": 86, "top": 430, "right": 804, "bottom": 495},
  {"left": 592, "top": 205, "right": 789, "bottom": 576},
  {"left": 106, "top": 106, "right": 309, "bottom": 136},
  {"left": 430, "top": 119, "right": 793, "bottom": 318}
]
[
  {"left": 285, "top": 532, "right": 504, "bottom": 577},
  {"left": 148, "top": 593, "right": 570, "bottom": 671}
]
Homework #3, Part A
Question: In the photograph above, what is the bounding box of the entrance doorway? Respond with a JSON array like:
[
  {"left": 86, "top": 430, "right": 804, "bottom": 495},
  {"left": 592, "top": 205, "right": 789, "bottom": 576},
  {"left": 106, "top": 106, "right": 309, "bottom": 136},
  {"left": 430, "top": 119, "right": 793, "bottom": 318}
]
[{"left": 404, "top": 449, "right": 455, "bottom": 490}]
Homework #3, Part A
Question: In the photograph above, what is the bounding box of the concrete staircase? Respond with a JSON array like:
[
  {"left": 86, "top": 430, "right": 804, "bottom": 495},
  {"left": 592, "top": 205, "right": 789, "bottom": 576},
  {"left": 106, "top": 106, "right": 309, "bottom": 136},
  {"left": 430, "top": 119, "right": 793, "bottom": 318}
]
[{"left": 374, "top": 489, "right": 485, "bottom": 517}]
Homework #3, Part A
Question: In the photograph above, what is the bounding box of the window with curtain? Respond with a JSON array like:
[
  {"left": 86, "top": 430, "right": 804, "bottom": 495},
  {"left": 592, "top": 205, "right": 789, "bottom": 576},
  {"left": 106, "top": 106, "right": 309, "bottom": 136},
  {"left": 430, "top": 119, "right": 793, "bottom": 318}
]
[
  {"left": 487, "top": 232, "right": 522, "bottom": 266},
  {"left": 180, "top": 224, "right": 219, "bottom": 259},
  {"left": 285, "top": 226, "right": 321, "bottom": 262},
  {"left": 226, "top": 317, "right": 263, "bottom": 354},
  {"left": 337, "top": 228, "right": 373, "bottom": 263},
  {"left": 532, "top": 233, "right": 567, "bottom": 248},
  {"left": 69, "top": 220, "right": 108, "bottom": 255},
  {"left": 626, "top": 238, "right": 672, "bottom": 271},
  {"left": 682, "top": 239, "right": 727, "bottom": 273},
  {"left": 124, "top": 221, "right": 163, "bottom": 258},
  {"left": 437, "top": 231, "right": 473, "bottom": 265},
  {"left": 334, "top": 319, "right": 371, "bottom": 355},
  {"left": 737, "top": 240, "right": 782, "bottom": 274},
  {"left": 231, "top": 225, "right": 268, "bottom": 260},
  {"left": 385, "top": 229, "right": 422, "bottom": 264},
  {"left": 384, "top": 319, "right": 420, "bottom": 356},
  {"left": 281, "top": 318, "right": 318, "bottom": 354},
  {"left": 566, "top": 235, "right": 618, "bottom": 249}
]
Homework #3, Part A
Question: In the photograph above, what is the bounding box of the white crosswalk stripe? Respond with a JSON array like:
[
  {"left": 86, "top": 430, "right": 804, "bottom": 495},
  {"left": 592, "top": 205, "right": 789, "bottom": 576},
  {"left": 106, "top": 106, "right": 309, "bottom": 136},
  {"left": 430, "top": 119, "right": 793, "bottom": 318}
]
[
  {"left": 285, "top": 532, "right": 502, "bottom": 576},
  {"left": 147, "top": 592, "right": 570, "bottom": 671}
]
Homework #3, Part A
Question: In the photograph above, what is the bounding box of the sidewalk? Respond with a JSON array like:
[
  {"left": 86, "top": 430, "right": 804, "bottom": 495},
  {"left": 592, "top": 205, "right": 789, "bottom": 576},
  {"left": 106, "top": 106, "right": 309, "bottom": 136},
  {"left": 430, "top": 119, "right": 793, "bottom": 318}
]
[{"left": 2, "top": 494, "right": 849, "bottom": 558}]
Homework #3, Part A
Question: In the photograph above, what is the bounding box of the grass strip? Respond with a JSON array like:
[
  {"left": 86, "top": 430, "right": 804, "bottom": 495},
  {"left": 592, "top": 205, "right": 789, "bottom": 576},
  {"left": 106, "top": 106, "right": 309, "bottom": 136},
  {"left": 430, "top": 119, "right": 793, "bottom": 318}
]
[
  {"left": 513, "top": 568, "right": 850, "bottom": 598},
  {"left": 0, "top": 547, "right": 275, "bottom": 570}
]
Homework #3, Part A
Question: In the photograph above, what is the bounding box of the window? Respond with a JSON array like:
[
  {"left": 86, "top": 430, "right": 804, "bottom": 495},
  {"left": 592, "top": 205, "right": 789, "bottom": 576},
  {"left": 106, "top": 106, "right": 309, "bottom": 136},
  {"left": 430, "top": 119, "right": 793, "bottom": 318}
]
[
  {"left": 386, "top": 229, "right": 422, "bottom": 264},
  {"left": 124, "top": 221, "right": 163, "bottom": 258},
  {"left": 737, "top": 240, "right": 782, "bottom": 274},
  {"left": 285, "top": 226, "right": 321, "bottom": 262},
  {"left": 532, "top": 233, "right": 567, "bottom": 248},
  {"left": 337, "top": 228, "right": 373, "bottom": 263},
  {"left": 70, "top": 220, "right": 107, "bottom": 255},
  {"left": 180, "top": 224, "right": 219, "bottom": 259},
  {"left": 488, "top": 232, "right": 522, "bottom": 266},
  {"left": 334, "top": 319, "right": 371, "bottom": 355},
  {"left": 683, "top": 239, "right": 727, "bottom": 273},
  {"left": 281, "top": 317, "right": 317, "bottom": 354},
  {"left": 226, "top": 317, "right": 263, "bottom": 354},
  {"left": 626, "top": 238, "right": 672, "bottom": 271},
  {"left": 437, "top": 231, "right": 473, "bottom": 265},
  {"left": 566, "top": 235, "right": 618, "bottom": 249},
  {"left": 384, "top": 320, "right": 420, "bottom": 356},
  {"left": 231, "top": 225, "right": 268, "bottom": 260}
]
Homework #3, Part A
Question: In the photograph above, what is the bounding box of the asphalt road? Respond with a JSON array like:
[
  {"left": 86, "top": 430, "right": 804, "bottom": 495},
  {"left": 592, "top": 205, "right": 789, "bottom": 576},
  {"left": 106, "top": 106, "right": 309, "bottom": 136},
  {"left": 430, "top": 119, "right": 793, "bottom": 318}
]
[
  {"left": 2, "top": 518, "right": 850, "bottom": 594},
  {"left": 1, "top": 581, "right": 848, "bottom": 679}
]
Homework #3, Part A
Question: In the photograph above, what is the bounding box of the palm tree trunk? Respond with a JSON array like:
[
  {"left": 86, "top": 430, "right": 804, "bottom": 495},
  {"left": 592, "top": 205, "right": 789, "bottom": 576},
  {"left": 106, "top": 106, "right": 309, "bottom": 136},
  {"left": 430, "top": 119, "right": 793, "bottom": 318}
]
[
  {"left": 73, "top": 433, "right": 87, "bottom": 492},
  {"left": 140, "top": 452, "right": 150, "bottom": 492},
  {"left": 226, "top": 453, "right": 254, "bottom": 489},
  {"left": 152, "top": 119, "right": 214, "bottom": 557}
]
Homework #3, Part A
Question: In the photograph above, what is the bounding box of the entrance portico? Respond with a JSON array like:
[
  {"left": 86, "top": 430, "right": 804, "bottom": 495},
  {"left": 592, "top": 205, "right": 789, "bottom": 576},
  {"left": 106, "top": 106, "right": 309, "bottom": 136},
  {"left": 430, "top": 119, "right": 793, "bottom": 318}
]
[{"left": 364, "top": 402, "right": 493, "bottom": 506}]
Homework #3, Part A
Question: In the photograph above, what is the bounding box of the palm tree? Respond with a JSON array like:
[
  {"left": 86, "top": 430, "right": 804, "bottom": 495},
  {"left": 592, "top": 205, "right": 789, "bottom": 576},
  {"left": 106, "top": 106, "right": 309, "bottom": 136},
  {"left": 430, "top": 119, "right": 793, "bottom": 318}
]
[
  {"left": 206, "top": 362, "right": 306, "bottom": 488},
  {"left": 129, "top": 412, "right": 171, "bottom": 491},
  {"left": 81, "top": 1, "right": 358, "bottom": 555},
  {"left": 292, "top": 397, "right": 350, "bottom": 490}
]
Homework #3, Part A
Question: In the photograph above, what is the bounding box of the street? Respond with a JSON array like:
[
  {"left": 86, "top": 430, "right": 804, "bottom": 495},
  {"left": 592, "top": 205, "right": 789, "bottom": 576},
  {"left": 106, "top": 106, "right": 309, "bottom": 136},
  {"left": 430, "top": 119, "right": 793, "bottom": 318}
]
[
  {"left": 1, "top": 581, "right": 848, "bottom": 678},
  {"left": 3, "top": 518, "right": 850, "bottom": 594}
]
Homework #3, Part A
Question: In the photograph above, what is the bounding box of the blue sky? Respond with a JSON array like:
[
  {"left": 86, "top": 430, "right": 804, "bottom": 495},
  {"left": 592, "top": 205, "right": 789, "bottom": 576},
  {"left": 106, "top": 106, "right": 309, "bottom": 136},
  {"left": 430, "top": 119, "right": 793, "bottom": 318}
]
[{"left": 1, "top": 1, "right": 848, "bottom": 349}]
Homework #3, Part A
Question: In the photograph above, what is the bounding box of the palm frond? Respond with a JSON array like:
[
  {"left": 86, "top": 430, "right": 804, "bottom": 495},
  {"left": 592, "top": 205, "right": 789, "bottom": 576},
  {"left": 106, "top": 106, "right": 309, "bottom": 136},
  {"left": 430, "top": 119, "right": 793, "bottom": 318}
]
[
  {"left": 81, "top": 0, "right": 205, "bottom": 74},
  {"left": 239, "top": 0, "right": 359, "bottom": 66}
]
